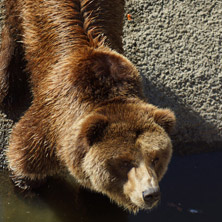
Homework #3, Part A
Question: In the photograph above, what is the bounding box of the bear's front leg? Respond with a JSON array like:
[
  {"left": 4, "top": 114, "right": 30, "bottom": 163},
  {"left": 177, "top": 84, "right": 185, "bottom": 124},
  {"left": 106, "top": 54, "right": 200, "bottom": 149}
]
[{"left": 7, "top": 105, "right": 59, "bottom": 190}]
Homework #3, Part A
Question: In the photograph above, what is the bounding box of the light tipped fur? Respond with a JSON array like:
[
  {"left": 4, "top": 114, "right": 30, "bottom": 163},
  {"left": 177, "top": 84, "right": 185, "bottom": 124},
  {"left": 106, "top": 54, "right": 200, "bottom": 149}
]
[{"left": 0, "top": 0, "right": 175, "bottom": 213}]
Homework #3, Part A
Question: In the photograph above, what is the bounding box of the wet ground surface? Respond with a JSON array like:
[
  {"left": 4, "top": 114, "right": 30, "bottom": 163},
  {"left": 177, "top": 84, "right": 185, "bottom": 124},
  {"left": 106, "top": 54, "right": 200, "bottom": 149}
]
[{"left": 0, "top": 151, "right": 222, "bottom": 222}]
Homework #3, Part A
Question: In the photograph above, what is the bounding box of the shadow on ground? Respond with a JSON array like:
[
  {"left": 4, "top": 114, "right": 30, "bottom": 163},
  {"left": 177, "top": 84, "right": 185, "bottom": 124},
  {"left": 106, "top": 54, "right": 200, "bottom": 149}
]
[{"left": 140, "top": 73, "right": 222, "bottom": 154}]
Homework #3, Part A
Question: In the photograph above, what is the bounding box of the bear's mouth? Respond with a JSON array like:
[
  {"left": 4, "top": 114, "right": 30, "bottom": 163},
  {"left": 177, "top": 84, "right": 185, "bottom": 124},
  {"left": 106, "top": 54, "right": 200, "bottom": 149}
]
[
  {"left": 129, "top": 196, "right": 160, "bottom": 212},
  {"left": 143, "top": 198, "right": 160, "bottom": 210},
  {"left": 121, "top": 199, "right": 159, "bottom": 214},
  {"left": 119, "top": 192, "right": 160, "bottom": 214}
]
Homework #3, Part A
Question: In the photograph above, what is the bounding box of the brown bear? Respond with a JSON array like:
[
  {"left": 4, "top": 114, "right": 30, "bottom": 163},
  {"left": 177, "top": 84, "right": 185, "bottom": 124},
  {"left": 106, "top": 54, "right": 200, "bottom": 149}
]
[{"left": 0, "top": 0, "right": 176, "bottom": 213}]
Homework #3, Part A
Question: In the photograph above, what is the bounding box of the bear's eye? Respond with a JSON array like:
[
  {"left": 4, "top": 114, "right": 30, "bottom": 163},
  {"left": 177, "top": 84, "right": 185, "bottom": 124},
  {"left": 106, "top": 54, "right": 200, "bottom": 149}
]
[
  {"left": 120, "top": 160, "right": 134, "bottom": 171},
  {"left": 152, "top": 157, "right": 159, "bottom": 167},
  {"left": 135, "top": 129, "right": 143, "bottom": 139},
  {"left": 107, "top": 159, "right": 134, "bottom": 181}
]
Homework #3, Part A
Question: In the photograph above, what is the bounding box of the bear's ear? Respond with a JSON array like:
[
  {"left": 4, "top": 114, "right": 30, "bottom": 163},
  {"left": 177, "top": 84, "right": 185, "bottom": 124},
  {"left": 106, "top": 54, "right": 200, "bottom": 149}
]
[
  {"left": 79, "top": 114, "right": 109, "bottom": 146},
  {"left": 152, "top": 108, "right": 176, "bottom": 134}
]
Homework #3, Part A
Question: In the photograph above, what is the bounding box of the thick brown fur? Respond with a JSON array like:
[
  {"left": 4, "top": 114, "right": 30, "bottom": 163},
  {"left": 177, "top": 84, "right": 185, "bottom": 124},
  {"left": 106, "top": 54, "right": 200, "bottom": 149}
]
[{"left": 0, "top": 0, "right": 176, "bottom": 213}]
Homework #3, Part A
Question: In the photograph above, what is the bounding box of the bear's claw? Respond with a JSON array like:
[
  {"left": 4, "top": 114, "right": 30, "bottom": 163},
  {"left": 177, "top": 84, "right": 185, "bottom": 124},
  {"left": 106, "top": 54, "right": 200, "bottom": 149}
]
[{"left": 9, "top": 172, "right": 46, "bottom": 190}]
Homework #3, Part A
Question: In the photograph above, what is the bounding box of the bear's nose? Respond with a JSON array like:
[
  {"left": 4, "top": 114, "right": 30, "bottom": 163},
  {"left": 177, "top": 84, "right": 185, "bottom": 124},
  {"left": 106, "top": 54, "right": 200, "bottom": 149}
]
[{"left": 142, "top": 188, "right": 161, "bottom": 203}]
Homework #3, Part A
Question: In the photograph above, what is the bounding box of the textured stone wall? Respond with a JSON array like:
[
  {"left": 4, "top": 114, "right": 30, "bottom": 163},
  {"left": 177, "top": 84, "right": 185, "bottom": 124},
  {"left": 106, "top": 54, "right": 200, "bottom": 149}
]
[
  {"left": 123, "top": 0, "right": 222, "bottom": 153},
  {"left": 0, "top": 0, "right": 221, "bottom": 154}
]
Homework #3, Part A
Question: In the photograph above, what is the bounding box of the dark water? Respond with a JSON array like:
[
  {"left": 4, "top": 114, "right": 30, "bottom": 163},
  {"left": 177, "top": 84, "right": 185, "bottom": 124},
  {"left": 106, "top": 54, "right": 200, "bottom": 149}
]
[{"left": 0, "top": 152, "right": 222, "bottom": 222}]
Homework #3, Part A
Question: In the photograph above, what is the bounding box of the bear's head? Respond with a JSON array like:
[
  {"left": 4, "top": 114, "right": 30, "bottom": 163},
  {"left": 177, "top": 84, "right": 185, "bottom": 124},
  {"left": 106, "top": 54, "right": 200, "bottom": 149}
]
[{"left": 70, "top": 102, "right": 175, "bottom": 213}]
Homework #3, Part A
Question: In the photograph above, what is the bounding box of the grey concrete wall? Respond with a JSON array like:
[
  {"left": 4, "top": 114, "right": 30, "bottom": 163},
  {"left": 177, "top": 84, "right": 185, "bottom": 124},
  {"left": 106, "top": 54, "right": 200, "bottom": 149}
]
[
  {"left": 123, "top": 0, "right": 222, "bottom": 153},
  {"left": 0, "top": 113, "right": 12, "bottom": 168},
  {"left": 0, "top": 0, "right": 221, "bottom": 155}
]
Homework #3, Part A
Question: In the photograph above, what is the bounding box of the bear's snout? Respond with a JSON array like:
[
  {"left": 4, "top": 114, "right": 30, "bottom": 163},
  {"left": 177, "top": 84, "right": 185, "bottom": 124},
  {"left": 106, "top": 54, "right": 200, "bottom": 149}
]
[{"left": 142, "top": 187, "right": 160, "bottom": 206}]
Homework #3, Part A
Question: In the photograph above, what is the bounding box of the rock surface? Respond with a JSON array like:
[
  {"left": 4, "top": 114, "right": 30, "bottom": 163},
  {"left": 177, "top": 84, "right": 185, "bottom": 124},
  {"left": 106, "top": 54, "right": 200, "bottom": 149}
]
[
  {"left": 123, "top": 0, "right": 222, "bottom": 153},
  {"left": 0, "top": 0, "right": 221, "bottom": 155}
]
